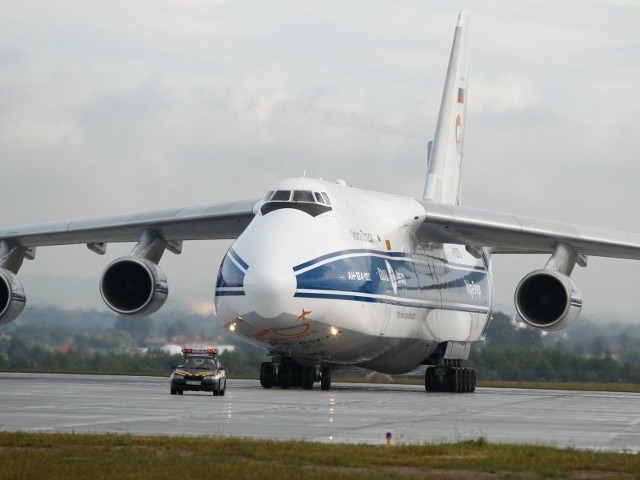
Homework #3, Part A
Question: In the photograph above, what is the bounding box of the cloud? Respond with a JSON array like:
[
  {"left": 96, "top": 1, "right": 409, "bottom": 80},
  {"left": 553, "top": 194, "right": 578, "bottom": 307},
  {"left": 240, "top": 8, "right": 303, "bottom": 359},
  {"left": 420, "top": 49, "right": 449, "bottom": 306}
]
[
  {"left": 602, "top": 0, "right": 640, "bottom": 7},
  {"left": 472, "top": 74, "right": 542, "bottom": 116},
  {"left": 1, "top": 1, "right": 640, "bottom": 319}
]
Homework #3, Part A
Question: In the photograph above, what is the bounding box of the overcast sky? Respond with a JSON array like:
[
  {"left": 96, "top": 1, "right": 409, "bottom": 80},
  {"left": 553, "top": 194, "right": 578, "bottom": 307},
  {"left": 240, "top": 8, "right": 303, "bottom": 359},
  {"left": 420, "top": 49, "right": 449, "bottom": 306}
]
[{"left": 1, "top": 0, "right": 640, "bottom": 321}]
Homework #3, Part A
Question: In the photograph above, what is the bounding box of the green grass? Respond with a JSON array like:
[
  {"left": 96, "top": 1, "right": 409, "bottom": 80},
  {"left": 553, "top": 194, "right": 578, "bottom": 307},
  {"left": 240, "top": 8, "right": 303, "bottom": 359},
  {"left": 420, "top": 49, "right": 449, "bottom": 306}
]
[
  {"left": 332, "top": 374, "right": 640, "bottom": 393},
  {"left": 0, "top": 432, "right": 639, "bottom": 480},
  {"left": 477, "top": 380, "right": 640, "bottom": 393}
]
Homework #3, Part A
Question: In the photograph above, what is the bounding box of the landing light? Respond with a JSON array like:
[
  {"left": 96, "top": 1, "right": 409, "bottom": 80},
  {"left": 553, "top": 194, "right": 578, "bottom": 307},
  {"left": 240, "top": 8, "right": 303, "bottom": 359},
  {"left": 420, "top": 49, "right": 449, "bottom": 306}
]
[
  {"left": 229, "top": 323, "right": 236, "bottom": 332},
  {"left": 330, "top": 326, "right": 339, "bottom": 336}
]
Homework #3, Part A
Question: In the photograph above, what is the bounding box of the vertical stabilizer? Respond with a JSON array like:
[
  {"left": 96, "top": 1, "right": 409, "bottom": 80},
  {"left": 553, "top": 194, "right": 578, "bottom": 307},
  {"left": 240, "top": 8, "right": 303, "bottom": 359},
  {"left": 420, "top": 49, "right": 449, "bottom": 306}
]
[{"left": 422, "top": 11, "right": 469, "bottom": 205}]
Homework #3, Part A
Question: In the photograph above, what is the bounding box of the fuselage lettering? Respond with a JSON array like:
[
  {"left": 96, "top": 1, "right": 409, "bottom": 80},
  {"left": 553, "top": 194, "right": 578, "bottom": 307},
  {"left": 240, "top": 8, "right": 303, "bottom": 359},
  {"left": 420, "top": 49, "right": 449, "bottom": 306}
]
[
  {"left": 348, "top": 271, "right": 371, "bottom": 281},
  {"left": 465, "top": 280, "right": 482, "bottom": 298},
  {"left": 350, "top": 229, "right": 375, "bottom": 244},
  {"left": 377, "top": 267, "right": 389, "bottom": 281}
]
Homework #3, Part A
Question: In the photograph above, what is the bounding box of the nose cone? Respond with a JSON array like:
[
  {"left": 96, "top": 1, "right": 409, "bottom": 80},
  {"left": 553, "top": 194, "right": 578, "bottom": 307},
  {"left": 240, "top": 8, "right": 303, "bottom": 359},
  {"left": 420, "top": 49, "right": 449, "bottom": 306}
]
[{"left": 243, "top": 256, "right": 296, "bottom": 319}]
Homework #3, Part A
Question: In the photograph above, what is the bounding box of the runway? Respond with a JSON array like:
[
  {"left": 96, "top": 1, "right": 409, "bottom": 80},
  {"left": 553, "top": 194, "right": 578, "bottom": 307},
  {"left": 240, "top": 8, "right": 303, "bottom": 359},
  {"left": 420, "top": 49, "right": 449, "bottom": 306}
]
[{"left": 1, "top": 373, "right": 639, "bottom": 451}]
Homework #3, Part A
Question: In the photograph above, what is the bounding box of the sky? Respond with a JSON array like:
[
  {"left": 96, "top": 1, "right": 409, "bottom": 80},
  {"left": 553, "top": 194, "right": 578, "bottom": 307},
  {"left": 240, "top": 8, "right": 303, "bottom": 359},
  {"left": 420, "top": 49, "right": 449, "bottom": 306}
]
[{"left": 1, "top": 0, "right": 640, "bottom": 321}]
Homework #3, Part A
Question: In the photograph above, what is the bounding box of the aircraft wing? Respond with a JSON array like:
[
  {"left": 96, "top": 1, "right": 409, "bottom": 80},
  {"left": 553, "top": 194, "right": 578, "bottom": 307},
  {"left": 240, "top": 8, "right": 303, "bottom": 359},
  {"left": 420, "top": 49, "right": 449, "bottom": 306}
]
[
  {"left": 0, "top": 198, "right": 259, "bottom": 248},
  {"left": 417, "top": 201, "right": 640, "bottom": 260}
]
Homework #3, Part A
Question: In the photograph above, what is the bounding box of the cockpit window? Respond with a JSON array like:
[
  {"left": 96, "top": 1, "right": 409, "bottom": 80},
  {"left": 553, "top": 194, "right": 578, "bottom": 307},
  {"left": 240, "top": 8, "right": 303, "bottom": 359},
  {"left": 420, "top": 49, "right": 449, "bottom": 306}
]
[
  {"left": 271, "top": 190, "right": 291, "bottom": 201},
  {"left": 292, "top": 190, "right": 315, "bottom": 203},
  {"left": 261, "top": 188, "right": 332, "bottom": 217}
]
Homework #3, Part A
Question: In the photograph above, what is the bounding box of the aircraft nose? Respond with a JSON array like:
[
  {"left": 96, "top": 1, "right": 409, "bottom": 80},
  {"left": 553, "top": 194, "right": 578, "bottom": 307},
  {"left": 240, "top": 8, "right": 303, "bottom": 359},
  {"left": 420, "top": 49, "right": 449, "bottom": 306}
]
[{"left": 243, "top": 256, "right": 297, "bottom": 319}]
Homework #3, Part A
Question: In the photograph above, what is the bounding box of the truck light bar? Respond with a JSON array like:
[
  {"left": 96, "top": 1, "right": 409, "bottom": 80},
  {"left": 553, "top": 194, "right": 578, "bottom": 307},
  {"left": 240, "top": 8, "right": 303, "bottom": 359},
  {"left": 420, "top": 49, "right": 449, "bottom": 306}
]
[{"left": 181, "top": 348, "right": 218, "bottom": 356}]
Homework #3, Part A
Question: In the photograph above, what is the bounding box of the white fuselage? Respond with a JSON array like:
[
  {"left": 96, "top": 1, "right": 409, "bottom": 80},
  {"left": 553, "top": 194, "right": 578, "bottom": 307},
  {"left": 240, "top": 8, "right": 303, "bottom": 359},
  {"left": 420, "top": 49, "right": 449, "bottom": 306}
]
[{"left": 214, "top": 177, "right": 492, "bottom": 374}]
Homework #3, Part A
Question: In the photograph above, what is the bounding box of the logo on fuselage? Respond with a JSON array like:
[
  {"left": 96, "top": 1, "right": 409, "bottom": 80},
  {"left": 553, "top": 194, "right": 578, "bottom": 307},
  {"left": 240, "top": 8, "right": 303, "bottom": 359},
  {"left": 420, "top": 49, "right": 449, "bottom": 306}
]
[
  {"left": 375, "top": 260, "right": 408, "bottom": 296},
  {"left": 297, "top": 308, "right": 312, "bottom": 322},
  {"left": 385, "top": 260, "right": 398, "bottom": 295},
  {"left": 464, "top": 279, "right": 481, "bottom": 298}
]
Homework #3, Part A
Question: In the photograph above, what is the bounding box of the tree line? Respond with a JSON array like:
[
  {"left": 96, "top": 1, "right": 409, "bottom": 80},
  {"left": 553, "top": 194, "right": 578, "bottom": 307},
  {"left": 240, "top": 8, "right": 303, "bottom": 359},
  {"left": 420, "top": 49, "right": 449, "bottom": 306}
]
[
  {"left": 2, "top": 307, "right": 640, "bottom": 383},
  {"left": 469, "top": 347, "right": 640, "bottom": 383},
  {"left": 1, "top": 338, "right": 265, "bottom": 377},
  {"left": 3, "top": 341, "right": 640, "bottom": 384}
]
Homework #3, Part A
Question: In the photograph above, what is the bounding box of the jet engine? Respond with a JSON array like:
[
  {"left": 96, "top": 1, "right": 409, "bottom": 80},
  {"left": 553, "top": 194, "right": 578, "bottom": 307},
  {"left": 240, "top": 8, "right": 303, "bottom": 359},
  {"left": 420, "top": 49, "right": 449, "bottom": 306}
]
[
  {"left": 99, "top": 257, "right": 168, "bottom": 316},
  {"left": 0, "top": 268, "right": 26, "bottom": 325},
  {"left": 514, "top": 269, "right": 582, "bottom": 331}
]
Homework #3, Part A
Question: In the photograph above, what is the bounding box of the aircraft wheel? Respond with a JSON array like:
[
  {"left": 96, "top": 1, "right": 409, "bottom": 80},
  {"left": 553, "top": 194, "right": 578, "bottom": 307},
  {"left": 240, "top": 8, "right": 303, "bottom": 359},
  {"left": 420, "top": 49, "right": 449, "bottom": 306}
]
[
  {"left": 320, "top": 366, "right": 331, "bottom": 391},
  {"left": 260, "top": 362, "right": 274, "bottom": 389},
  {"left": 280, "top": 364, "right": 292, "bottom": 389},
  {"left": 425, "top": 367, "right": 436, "bottom": 392},
  {"left": 302, "top": 366, "right": 315, "bottom": 390},
  {"left": 446, "top": 368, "right": 460, "bottom": 393}
]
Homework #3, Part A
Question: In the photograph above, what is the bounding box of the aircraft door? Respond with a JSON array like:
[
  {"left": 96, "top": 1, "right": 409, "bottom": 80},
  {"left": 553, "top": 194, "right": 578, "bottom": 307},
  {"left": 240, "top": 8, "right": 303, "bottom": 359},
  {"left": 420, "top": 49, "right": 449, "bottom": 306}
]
[
  {"left": 377, "top": 259, "right": 398, "bottom": 336},
  {"left": 378, "top": 303, "right": 391, "bottom": 336},
  {"left": 415, "top": 256, "right": 442, "bottom": 309}
]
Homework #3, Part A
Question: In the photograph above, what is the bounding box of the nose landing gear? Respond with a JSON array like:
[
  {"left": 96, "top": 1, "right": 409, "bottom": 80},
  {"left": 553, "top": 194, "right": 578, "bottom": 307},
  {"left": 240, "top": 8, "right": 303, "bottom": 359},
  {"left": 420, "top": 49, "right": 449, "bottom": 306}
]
[
  {"left": 259, "top": 356, "right": 331, "bottom": 391},
  {"left": 320, "top": 366, "right": 331, "bottom": 391}
]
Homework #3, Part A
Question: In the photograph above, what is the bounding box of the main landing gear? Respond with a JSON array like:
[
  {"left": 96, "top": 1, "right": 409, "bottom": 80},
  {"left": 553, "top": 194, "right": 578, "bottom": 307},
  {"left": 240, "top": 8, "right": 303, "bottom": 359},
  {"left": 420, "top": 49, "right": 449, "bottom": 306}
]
[
  {"left": 260, "top": 356, "right": 331, "bottom": 391},
  {"left": 425, "top": 360, "right": 476, "bottom": 393}
]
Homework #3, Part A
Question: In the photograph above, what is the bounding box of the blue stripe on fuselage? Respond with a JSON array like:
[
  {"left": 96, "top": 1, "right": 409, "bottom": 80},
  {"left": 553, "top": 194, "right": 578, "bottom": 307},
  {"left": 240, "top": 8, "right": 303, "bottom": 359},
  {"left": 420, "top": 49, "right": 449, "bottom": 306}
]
[
  {"left": 295, "top": 250, "right": 487, "bottom": 299},
  {"left": 293, "top": 249, "right": 409, "bottom": 272},
  {"left": 215, "top": 248, "right": 490, "bottom": 313}
]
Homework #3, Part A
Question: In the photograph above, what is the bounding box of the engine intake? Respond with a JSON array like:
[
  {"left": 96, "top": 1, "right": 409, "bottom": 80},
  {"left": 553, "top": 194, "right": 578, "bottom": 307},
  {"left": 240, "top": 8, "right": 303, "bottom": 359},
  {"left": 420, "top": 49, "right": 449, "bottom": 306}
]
[
  {"left": 514, "top": 269, "right": 582, "bottom": 331},
  {"left": 0, "top": 268, "right": 26, "bottom": 325},
  {"left": 100, "top": 257, "right": 168, "bottom": 316}
]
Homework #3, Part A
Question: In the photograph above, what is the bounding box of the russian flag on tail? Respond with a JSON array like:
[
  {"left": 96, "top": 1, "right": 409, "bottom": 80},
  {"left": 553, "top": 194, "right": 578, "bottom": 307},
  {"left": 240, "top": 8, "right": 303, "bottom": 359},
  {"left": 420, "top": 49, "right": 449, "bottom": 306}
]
[{"left": 457, "top": 87, "right": 465, "bottom": 104}]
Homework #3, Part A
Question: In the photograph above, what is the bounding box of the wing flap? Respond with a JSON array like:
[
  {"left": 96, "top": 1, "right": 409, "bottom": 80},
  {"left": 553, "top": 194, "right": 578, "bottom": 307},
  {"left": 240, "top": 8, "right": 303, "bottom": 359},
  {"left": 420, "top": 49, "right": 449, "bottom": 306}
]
[
  {"left": 0, "top": 198, "right": 259, "bottom": 247},
  {"left": 417, "top": 201, "right": 640, "bottom": 260}
]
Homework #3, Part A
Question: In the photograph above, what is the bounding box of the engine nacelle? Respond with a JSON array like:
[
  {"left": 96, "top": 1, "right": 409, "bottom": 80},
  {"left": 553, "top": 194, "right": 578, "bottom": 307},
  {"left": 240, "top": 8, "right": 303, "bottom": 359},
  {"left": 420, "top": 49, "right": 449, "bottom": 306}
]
[
  {"left": 514, "top": 269, "right": 582, "bottom": 331},
  {"left": 100, "top": 257, "right": 168, "bottom": 316},
  {"left": 0, "top": 268, "right": 26, "bottom": 325}
]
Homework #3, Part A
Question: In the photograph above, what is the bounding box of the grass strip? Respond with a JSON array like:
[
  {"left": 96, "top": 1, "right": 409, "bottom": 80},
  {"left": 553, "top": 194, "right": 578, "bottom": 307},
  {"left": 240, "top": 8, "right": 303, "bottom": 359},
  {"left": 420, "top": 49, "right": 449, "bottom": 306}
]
[
  {"left": 477, "top": 381, "right": 640, "bottom": 393},
  {"left": 0, "top": 432, "right": 639, "bottom": 480},
  {"left": 332, "top": 375, "right": 640, "bottom": 393}
]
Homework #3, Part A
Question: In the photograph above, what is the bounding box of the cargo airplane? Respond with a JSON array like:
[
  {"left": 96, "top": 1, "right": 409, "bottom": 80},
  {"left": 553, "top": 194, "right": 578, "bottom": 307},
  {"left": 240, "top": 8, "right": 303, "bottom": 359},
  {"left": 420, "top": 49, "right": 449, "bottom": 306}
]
[{"left": 2, "top": 12, "right": 639, "bottom": 392}]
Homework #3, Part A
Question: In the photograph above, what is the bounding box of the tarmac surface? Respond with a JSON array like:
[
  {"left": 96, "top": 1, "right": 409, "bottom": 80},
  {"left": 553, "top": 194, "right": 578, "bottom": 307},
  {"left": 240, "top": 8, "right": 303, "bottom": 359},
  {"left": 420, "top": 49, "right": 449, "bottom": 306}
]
[{"left": 1, "top": 372, "right": 639, "bottom": 451}]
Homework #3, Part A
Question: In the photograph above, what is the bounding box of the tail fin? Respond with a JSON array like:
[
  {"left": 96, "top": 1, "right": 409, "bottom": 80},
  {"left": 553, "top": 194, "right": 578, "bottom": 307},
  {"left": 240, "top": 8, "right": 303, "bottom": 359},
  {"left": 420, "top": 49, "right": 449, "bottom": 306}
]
[{"left": 422, "top": 11, "right": 469, "bottom": 205}]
